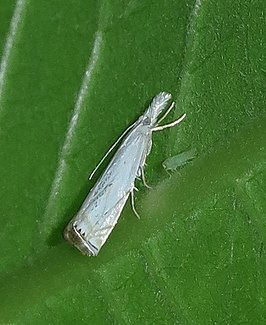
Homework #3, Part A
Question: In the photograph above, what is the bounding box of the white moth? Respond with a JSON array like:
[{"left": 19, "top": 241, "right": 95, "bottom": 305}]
[{"left": 64, "top": 92, "right": 186, "bottom": 256}]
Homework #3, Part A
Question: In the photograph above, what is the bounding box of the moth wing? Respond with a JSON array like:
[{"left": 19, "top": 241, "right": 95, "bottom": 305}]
[
  {"left": 74, "top": 128, "right": 149, "bottom": 253},
  {"left": 85, "top": 192, "right": 130, "bottom": 254}
]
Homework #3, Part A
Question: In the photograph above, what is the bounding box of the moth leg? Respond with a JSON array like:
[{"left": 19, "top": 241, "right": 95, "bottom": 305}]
[
  {"left": 140, "top": 166, "right": 152, "bottom": 189},
  {"left": 156, "top": 101, "right": 175, "bottom": 125},
  {"left": 130, "top": 188, "right": 140, "bottom": 219},
  {"left": 152, "top": 113, "right": 186, "bottom": 132},
  {"left": 146, "top": 138, "right": 152, "bottom": 156},
  {"left": 137, "top": 138, "right": 152, "bottom": 188}
]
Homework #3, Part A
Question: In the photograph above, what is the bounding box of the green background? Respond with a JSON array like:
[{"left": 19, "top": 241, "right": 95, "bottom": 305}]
[{"left": 1, "top": 0, "right": 266, "bottom": 323}]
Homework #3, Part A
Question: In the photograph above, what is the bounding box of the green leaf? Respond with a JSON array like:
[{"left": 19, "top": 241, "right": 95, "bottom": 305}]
[{"left": 1, "top": 0, "right": 266, "bottom": 323}]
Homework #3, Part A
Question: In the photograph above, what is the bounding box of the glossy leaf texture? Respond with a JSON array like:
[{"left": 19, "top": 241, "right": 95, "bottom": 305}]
[{"left": 0, "top": 0, "right": 266, "bottom": 324}]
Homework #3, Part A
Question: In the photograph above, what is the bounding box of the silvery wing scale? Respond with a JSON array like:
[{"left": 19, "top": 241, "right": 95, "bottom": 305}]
[{"left": 64, "top": 92, "right": 186, "bottom": 256}]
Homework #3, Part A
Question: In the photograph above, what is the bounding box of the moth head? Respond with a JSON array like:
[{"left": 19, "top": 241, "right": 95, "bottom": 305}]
[{"left": 144, "top": 92, "right": 172, "bottom": 125}]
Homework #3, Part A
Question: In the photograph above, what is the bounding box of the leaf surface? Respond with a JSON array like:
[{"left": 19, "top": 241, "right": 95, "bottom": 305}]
[{"left": 0, "top": 0, "right": 266, "bottom": 323}]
